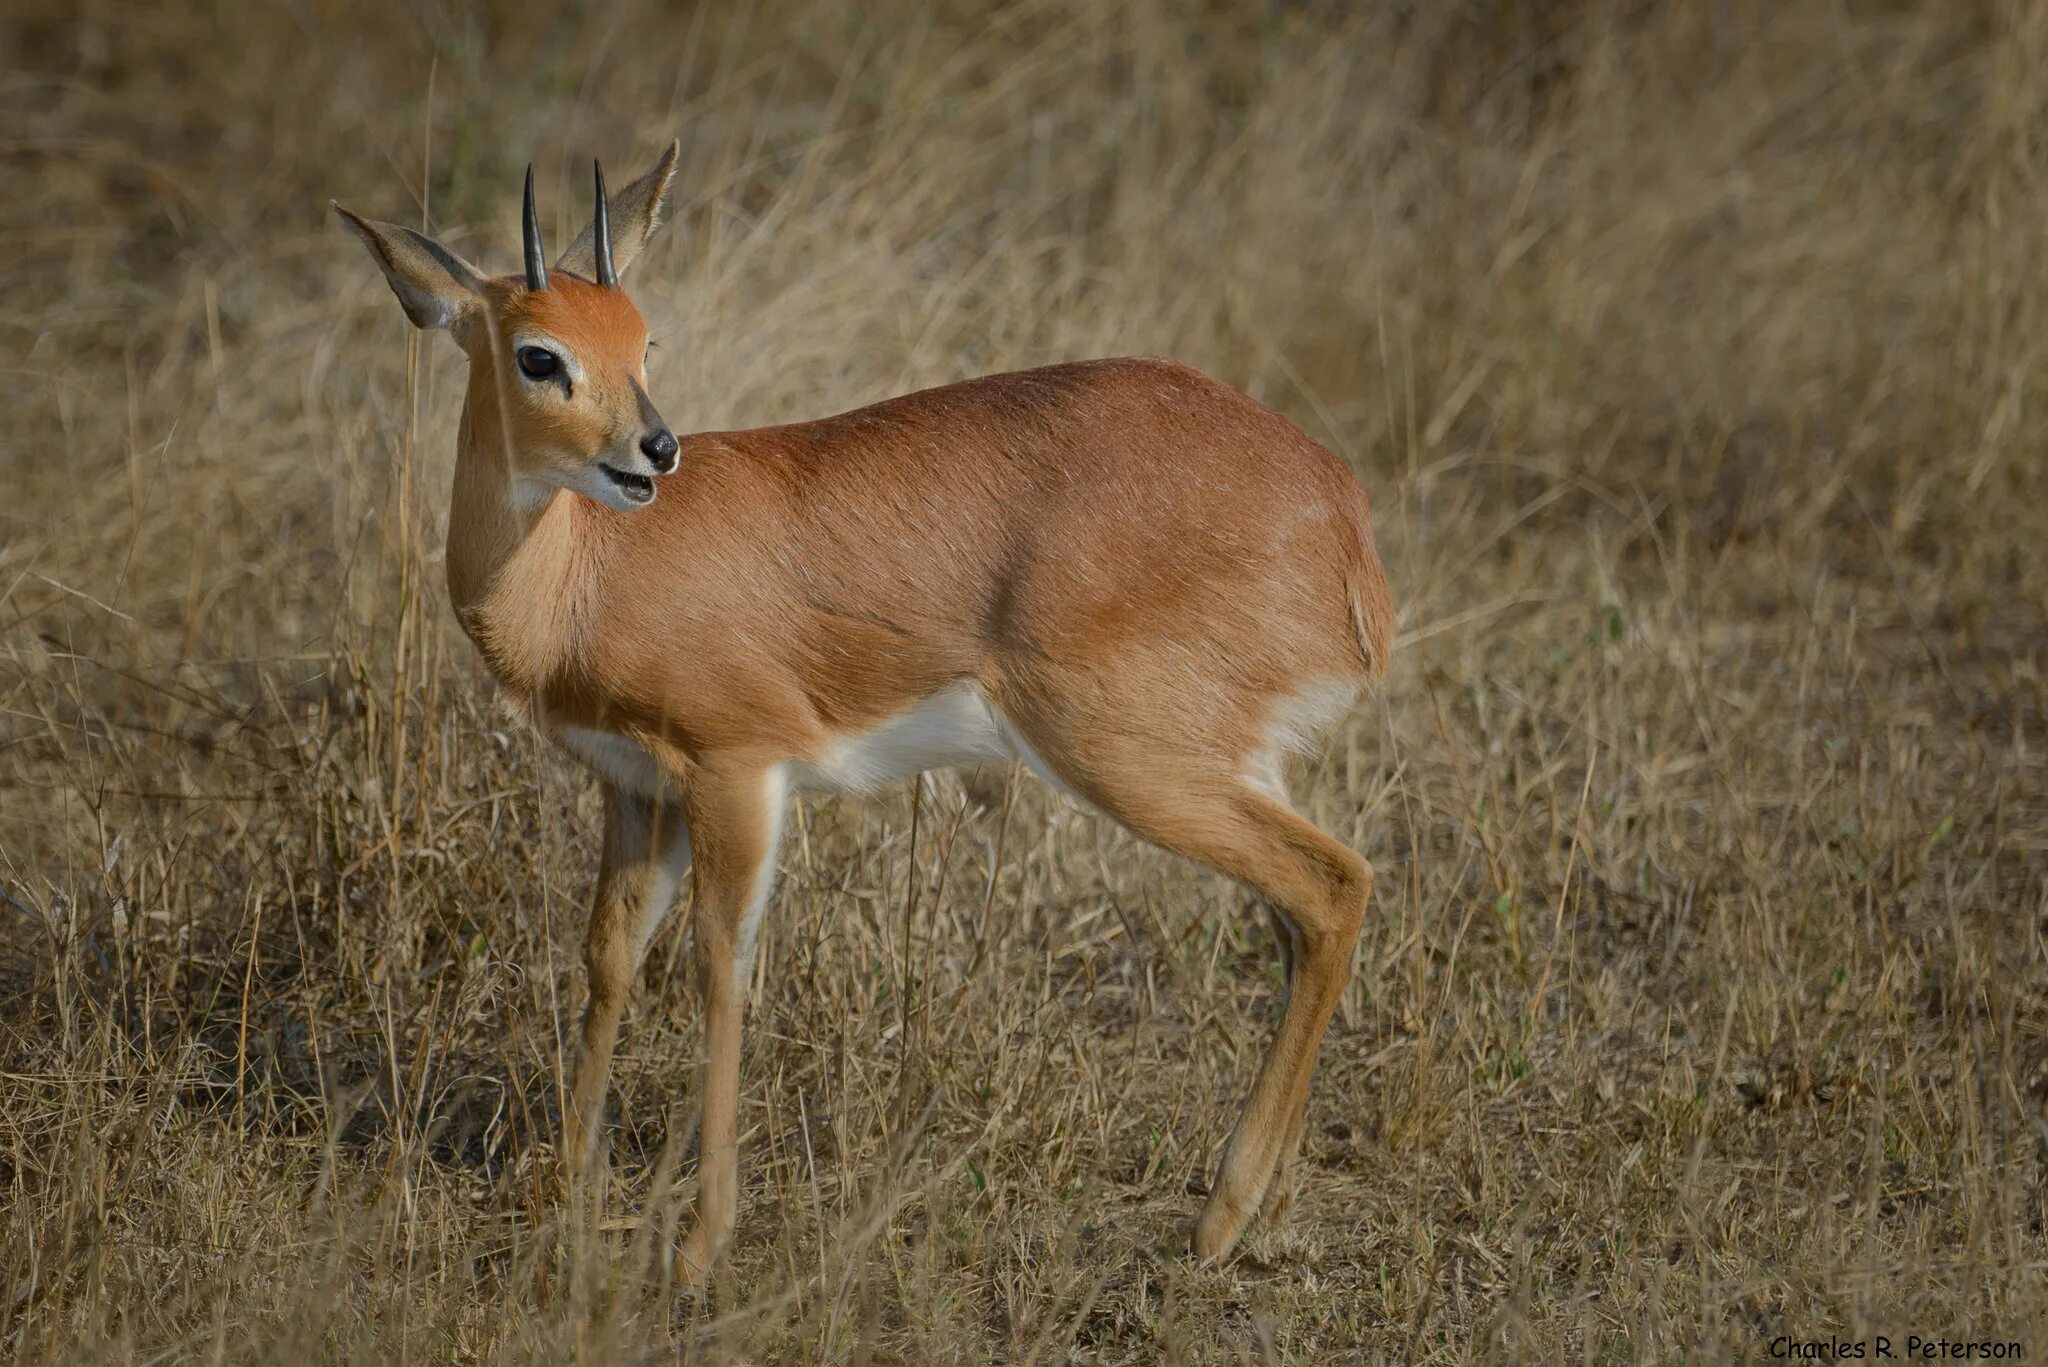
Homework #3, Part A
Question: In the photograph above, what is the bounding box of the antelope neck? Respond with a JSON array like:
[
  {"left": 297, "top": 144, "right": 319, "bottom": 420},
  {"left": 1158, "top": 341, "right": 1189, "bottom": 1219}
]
[{"left": 445, "top": 372, "right": 598, "bottom": 702}]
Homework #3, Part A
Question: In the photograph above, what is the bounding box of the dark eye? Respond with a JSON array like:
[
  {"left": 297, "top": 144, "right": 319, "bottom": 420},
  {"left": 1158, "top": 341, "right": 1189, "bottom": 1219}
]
[{"left": 516, "top": 346, "right": 560, "bottom": 380}]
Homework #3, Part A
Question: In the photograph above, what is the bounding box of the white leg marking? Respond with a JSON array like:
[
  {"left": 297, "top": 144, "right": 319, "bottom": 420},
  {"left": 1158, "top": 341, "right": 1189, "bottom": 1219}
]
[
  {"left": 555, "top": 725, "right": 670, "bottom": 799},
  {"left": 633, "top": 814, "right": 692, "bottom": 960},
  {"left": 1243, "top": 678, "right": 1363, "bottom": 801},
  {"left": 732, "top": 767, "right": 788, "bottom": 993}
]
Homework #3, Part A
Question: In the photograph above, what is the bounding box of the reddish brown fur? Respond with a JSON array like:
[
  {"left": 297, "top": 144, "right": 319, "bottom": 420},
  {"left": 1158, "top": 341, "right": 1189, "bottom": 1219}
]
[
  {"left": 465, "top": 353, "right": 1392, "bottom": 1271},
  {"left": 336, "top": 160, "right": 1392, "bottom": 1279},
  {"left": 465, "top": 356, "right": 1390, "bottom": 777},
  {"left": 443, "top": 275, "right": 651, "bottom": 660},
  {"left": 504, "top": 296, "right": 647, "bottom": 464}
]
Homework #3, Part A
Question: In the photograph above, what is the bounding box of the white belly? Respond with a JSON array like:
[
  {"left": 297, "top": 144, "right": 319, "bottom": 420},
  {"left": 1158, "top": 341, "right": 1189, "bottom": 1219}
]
[
  {"left": 552, "top": 682, "right": 1049, "bottom": 800},
  {"left": 788, "top": 681, "right": 1025, "bottom": 794}
]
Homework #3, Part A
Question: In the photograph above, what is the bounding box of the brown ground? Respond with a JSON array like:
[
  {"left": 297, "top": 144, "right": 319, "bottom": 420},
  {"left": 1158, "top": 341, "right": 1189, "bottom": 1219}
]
[{"left": 4, "top": 1, "right": 2046, "bottom": 1361}]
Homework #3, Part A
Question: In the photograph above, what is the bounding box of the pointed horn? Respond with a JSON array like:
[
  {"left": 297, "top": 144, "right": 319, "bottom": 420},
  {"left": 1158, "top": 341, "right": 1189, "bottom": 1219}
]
[
  {"left": 592, "top": 160, "right": 617, "bottom": 288},
  {"left": 522, "top": 164, "right": 548, "bottom": 291}
]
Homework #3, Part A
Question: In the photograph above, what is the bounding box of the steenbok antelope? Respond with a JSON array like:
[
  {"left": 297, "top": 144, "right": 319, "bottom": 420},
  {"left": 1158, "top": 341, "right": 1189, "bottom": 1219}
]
[{"left": 335, "top": 145, "right": 1392, "bottom": 1280}]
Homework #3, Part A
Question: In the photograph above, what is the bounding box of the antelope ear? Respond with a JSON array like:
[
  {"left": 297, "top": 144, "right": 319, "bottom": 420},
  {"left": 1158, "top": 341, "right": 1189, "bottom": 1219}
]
[
  {"left": 554, "top": 141, "right": 680, "bottom": 281},
  {"left": 333, "top": 204, "right": 486, "bottom": 337}
]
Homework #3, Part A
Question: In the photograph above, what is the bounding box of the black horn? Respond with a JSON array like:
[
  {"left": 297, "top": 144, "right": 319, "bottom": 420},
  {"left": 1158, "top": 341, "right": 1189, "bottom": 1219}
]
[
  {"left": 522, "top": 164, "right": 548, "bottom": 291},
  {"left": 592, "top": 160, "right": 617, "bottom": 287}
]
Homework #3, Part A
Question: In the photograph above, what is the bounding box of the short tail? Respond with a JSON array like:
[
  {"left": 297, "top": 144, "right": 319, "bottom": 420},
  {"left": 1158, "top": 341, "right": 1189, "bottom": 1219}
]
[
  {"left": 1348, "top": 570, "right": 1392, "bottom": 677},
  {"left": 1341, "top": 491, "right": 1394, "bottom": 679}
]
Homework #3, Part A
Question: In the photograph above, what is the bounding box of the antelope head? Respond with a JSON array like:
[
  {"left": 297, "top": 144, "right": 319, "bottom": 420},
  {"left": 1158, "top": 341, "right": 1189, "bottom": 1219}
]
[{"left": 335, "top": 145, "right": 683, "bottom": 511}]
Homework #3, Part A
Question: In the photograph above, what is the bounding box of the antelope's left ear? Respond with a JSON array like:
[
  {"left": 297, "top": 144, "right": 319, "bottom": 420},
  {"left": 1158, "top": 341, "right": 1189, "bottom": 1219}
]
[
  {"left": 555, "top": 141, "right": 681, "bottom": 282},
  {"left": 333, "top": 205, "right": 486, "bottom": 339}
]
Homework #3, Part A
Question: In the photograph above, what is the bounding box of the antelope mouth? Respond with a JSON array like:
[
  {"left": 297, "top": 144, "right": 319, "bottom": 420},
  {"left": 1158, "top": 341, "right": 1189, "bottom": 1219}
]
[{"left": 598, "top": 463, "right": 656, "bottom": 506}]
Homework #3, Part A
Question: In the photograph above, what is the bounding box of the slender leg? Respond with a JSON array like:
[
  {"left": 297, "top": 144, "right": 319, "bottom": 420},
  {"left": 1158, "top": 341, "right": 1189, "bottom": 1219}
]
[
  {"left": 1184, "top": 800, "right": 1367, "bottom": 1258},
  {"left": 564, "top": 784, "right": 691, "bottom": 1177},
  {"left": 674, "top": 764, "right": 786, "bottom": 1286},
  {"left": 1013, "top": 728, "right": 1370, "bottom": 1260},
  {"left": 1258, "top": 1089, "right": 1314, "bottom": 1227},
  {"left": 1257, "top": 906, "right": 1314, "bottom": 1229}
]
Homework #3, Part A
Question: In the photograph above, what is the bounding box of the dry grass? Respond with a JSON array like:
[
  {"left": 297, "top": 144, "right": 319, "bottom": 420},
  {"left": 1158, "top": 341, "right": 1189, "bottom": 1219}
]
[{"left": 4, "top": 0, "right": 2047, "bottom": 1360}]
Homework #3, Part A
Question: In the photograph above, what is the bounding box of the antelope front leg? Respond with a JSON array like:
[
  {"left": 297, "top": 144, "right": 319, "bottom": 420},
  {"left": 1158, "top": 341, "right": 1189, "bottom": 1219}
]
[
  {"left": 564, "top": 785, "right": 691, "bottom": 1180},
  {"left": 674, "top": 764, "right": 786, "bottom": 1287}
]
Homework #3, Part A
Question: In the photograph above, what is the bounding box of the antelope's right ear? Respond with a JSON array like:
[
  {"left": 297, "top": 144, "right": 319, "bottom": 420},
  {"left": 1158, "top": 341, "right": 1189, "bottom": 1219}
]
[
  {"left": 333, "top": 204, "right": 485, "bottom": 337},
  {"left": 554, "top": 141, "right": 680, "bottom": 282}
]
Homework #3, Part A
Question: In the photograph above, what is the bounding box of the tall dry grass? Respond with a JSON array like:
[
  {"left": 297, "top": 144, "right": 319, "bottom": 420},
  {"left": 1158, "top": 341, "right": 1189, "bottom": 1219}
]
[{"left": 3, "top": 0, "right": 2046, "bottom": 1359}]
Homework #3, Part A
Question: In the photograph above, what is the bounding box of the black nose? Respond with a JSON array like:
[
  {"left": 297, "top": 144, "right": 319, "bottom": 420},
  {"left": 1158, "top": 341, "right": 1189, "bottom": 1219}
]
[{"left": 641, "top": 428, "right": 679, "bottom": 473}]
